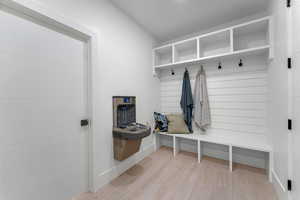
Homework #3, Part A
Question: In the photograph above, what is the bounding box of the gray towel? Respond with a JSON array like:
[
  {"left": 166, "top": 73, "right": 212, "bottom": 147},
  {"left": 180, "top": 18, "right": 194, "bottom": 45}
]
[
  {"left": 180, "top": 69, "right": 193, "bottom": 133},
  {"left": 194, "top": 66, "right": 211, "bottom": 131}
]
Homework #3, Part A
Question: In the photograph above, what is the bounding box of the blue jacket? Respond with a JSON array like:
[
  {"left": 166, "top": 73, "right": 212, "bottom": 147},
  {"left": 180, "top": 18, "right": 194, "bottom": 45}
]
[{"left": 180, "top": 69, "right": 193, "bottom": 133}]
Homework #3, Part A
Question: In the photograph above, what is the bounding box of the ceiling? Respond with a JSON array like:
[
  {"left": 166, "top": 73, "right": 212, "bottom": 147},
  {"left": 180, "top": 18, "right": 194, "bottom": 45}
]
[{"left": 111, "top": 0, "right": 270, "bottom": 42}]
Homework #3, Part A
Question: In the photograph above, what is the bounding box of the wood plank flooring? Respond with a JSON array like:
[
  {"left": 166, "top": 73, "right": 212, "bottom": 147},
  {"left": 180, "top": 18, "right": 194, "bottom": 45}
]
[{"left": 73, "top": 147, "right": 278, "bottom": 200}]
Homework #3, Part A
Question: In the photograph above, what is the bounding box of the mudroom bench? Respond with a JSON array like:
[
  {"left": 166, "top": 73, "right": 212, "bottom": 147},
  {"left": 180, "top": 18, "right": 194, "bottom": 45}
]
[{"left": 155, "top": 132, "right": 273, "bottom": 182}]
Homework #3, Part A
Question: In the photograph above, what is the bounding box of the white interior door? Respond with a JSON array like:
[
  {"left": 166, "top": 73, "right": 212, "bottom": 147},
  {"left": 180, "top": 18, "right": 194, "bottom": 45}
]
[
  {"left": 292, "top": 0, "right": 300, "bottom": 199},
  {"left": 0, "top": 8, "right": 88, "bottom": 200}
]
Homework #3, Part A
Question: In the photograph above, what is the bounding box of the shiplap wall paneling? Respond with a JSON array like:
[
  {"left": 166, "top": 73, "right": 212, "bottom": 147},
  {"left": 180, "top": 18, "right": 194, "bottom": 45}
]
[
  {"left": 158, "top": 54, "right": 269, "bottom": 168},
  {"left": 160, "top": 54, "right": 268, "bottom": 136}
]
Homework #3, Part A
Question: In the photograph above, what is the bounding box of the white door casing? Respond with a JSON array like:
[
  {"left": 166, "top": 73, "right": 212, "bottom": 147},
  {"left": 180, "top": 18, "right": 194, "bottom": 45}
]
[
  {"left": 269, "top": 0, "right": 290, "bottom": 198},
  {"left": 291, "top": 0, "right": 300, "bottom": 199}
]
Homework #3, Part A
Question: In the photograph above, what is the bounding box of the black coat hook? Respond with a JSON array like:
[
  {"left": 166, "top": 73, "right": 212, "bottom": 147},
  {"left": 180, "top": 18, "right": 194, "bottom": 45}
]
[
  {"left": 239, "top": 59, "right": 243, "bottom": 67},
  {"left": 218, "top": 62, "right": 222, "bottom": 70},
  {"left": 171, "top": 69, "right": 175, "bottom": 75}
]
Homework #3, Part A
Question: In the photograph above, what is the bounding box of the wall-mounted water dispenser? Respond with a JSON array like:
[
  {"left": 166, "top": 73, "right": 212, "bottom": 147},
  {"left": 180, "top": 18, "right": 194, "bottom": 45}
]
[{"left": 112, "top": 96, "right": 151, "bottom": 161}]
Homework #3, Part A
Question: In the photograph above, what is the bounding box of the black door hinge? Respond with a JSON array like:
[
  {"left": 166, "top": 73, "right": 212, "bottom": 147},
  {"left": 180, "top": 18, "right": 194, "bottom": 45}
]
[
  {"left": 288, "top": 119, "right": 292, "bottom": 130},
  {"left": 81, "top": 119, "right": 89, "bottom": 127},
  {"left": 288, "top": 179, "right": 292, "bottom": 191},
  {"left": 287, "top": 0, "right": 291, "bottom": 7},
  {"left": 288, "top": 58, "right": 292, "bottom": 69}
]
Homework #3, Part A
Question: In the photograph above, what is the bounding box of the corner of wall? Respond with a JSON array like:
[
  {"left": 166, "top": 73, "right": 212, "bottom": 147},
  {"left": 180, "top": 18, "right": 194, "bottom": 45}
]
[{"left": 93, "top": 142, "right": 155, "bottom": 192}]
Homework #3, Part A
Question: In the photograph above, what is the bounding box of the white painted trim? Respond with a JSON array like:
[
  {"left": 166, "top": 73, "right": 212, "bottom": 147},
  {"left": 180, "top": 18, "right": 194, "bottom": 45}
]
[
  {"left": 287, "top": 4, "right": 293, "bottom": 200},
  {"left": 0, "top": 0, "right": 97, "bottom": 192},
  {"left": 196, "top": 37, "right": 200, "bottom": 59},
  {"left": 269, "top": 152, "right": 273, "bottom": 182},
  {"left": 173, "top": 136, "right": 180, "bottom": 156},
  {"left": 153, "top": 44, "right": 173, "bottom": 51},
  {"left": 172, "top": 44, "right": 175, "bottom": 64},
  {"left": 230, "top": 16, "right": 270, "bottom": 30},
  {"left": 198, "top": 28, "right": 231, "bottom": 40},
  {"left": 230, "top": 28, "right": 234, "bottom": 52},
  {"left": 173, "top": 136, "right": 176, "bottom": 156},
  {"left": 0, "top": 0, "right": 95, "bottom": 38},
  {"left": 173, "top": 37, "right": 198, "bottom": 46},
  {"left": 155, "top": 45, "right": 270, "bottom": 70},
  {"left": 272, "top": 169, "right": 286, "bottom": 193},
  {"left": 152, "top": 49, "right": 157, "bottom": 76},
  {"left": 197, "top": 140, "right": 201, "bottom": 163},
  {"left": 229, "top": 145, "right": 233, "bottom": 172},
  {"left": 269, "top": 16, "right": 275, "bottom": 59},
  {"left": 94, "top": 143, "right": 155, "bottom": 191},
  {"left": 153, "top": 16, "right": 272, "bottom": 72}
]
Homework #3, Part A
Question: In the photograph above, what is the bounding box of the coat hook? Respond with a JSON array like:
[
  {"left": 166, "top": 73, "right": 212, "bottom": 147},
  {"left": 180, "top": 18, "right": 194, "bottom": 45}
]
[
  {"left": 200, "top": 65, "right": 204, "bottom": 72},
  {"left": 171, "top": 68, "right": 175, "bottom": 75},
  {"left": 218, "top": 62, "right": 222, "bottom": 70},
  {"left": 239, "top": 59, "right": 243, "bottom": 67}
]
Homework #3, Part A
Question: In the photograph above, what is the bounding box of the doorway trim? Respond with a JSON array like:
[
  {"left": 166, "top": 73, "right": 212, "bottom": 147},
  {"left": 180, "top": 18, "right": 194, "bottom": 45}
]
[{"left": 0, "top": 0, "right": 97, "bottom": 192}]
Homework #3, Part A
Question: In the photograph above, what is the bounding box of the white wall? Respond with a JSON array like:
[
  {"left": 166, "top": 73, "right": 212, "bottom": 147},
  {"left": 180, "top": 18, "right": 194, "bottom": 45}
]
[
  {"left": 268, "top": 1, "right": 289, "bottom": 199},
  {"left": 159, "top": 54, "right": 269, "bottom": 169},
  {"left": 35, "top": 0, "right": 160, "bottom": 191}
]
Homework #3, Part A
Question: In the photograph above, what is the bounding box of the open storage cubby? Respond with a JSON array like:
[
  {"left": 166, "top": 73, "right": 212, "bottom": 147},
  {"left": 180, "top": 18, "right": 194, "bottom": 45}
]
[
  {"left": 174, "top": 39, "right": 198, "bottom": 63},
  {"left": 232, "top": 146, "right": 269, "bottom": 171},
  {"left": 233, "top": 19, "right": 269, "bottom": 51},
  {"left": 152, "top": 17, "right": 272, "bottom": 75},
  {"left": 199, "top": 30, "right": 231, "bottom": 58},
  {"left": 154, "top": 45, "right": 173, "bottom": 66}
]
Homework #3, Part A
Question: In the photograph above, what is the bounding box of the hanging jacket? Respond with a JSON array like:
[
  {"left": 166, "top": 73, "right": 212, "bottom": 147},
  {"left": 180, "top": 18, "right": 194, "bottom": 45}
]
[
  {"left": 180, "top": 69, "right": 193, "bottom": 133},
  {"left": 194, "top": 66, "right": 211, "bottom": 131}
]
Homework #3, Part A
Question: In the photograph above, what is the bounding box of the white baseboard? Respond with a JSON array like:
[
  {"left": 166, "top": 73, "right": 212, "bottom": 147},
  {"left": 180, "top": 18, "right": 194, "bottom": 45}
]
[
  {"left": 272, "top": 170, "right": 288, "bottom": 200},
  {"left": 93, "top": 143, "right": 155, "bottom": 192}
]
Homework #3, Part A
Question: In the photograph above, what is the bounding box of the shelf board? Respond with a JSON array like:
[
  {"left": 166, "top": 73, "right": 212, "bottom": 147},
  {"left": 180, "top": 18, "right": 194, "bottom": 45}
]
[{"left": 154, "top": 45, "right": 270, "bottom": 70}]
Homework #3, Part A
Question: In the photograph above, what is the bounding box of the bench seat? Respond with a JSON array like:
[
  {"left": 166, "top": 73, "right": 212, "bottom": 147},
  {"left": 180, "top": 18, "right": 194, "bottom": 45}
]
[{"left": 155, "top": 131, "right": 273, "bottom": 182}]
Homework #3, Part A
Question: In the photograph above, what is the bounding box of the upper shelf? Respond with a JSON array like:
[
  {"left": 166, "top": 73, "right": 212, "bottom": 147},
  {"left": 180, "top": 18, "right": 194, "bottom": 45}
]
[{"left": 152, "top": 17, "right": 273, "bottom": 75}]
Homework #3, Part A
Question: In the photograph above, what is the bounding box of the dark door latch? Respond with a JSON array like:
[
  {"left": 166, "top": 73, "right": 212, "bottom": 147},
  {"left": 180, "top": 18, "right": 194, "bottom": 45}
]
[{"left": 81, "top": 119, "right": 89, "bottom": 127}]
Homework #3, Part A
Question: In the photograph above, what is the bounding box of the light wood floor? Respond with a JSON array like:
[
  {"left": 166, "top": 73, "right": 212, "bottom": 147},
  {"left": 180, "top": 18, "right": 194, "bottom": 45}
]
[{"left": 74, "top": 147, "right": 278, "bottom": 200}]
